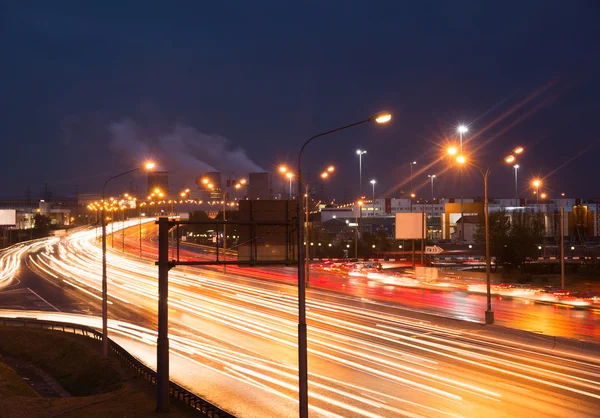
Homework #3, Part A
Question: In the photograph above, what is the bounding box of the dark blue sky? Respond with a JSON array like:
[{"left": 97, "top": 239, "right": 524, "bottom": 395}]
[{"left": 1, "top": 1, "right": 599, "bottom": 201}]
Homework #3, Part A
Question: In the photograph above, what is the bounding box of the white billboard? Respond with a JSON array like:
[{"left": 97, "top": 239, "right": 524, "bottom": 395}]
[
  {"left": 0, "top": 209, "right": 16, "bottom": 226},
  {"left": 395, "top": 212, "right": 425, "bottom": 239}
]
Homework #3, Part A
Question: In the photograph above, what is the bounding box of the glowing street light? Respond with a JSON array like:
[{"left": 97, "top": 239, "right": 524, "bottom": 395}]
[
  {"left": 409, "top": 161, "right": 417, "bottom": 192},
  {"left": 296, "top": 110, "right": 390, "bottom": 417},
  {"left": 514, "top": 164, "right": 520, "bottom": 202},
  {"left": 449, "top": 146, "right": 525, "bottom": 325},
  {"left": 285, "top": 172, "right": 294, "bottom": 199},
  {"left": 101, "top": 160, "right": 155, "bottom": 357},
  {"left": 374, "top": 113, "right": 392, "bottom": 123},
  {"left": 447, "top": 146, "right": 457, "bottom": 156},
  {"left": 370, "top": 179, "right": 376, "bottom": 217},
  {"left": 532, "top": 179, "right": 541, "bottom": 203},
  {"left": 356, "top": 149, "right": 367, "bottom": 196}
]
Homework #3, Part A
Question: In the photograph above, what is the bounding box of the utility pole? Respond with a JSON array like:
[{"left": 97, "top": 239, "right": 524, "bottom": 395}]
[{"left": 561, "top": 196, "right": 565, "bottom": 289}]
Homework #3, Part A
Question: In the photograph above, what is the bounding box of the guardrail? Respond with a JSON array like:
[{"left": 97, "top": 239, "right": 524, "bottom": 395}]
[{"left": 0, "top": 317, "right": 235, "bottom": 417}]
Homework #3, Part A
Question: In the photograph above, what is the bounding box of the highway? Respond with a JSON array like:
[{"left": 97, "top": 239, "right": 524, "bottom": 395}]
[{"left": 1, "top": 221, "right": 600, "bottom": 417}]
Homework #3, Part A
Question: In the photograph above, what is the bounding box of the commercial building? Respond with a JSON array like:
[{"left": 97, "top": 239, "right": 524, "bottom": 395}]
[{"left": 247, "top": 172, "right": 270, "bottom": 200}]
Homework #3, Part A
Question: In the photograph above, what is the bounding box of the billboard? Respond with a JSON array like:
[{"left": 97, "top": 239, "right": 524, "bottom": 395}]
[
  {"left": 395, "top": 212, "right": 425, "bottom": 239},
  {"left": 0, "top": 210, "right": 16, "bottom": 226},
  {"left": 238, "top": 200, "right": 297, "bottom": 263}
]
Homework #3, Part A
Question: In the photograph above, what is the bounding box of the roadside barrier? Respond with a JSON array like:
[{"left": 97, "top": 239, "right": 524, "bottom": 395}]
[{"left": 0, "top": 317, "right": 235, "bottom": 417}]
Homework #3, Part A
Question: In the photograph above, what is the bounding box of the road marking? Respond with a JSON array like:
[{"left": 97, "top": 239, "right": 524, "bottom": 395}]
[{"left": 27, "top": 288, "right": 61, "bottom": 312}]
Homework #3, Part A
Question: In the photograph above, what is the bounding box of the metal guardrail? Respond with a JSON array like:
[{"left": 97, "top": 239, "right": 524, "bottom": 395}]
[{"left": 0, "top": 317, "right": 235, "bottom": 417}]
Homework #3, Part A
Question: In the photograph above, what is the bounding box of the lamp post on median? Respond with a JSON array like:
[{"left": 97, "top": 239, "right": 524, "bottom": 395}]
[
  {"left": 452, "top": 148, "right": 523, "bottom": 325},
  {"left": 514, "top": 164, "right": 519, "bottom": 205},
  {"left": 357, "top": 150, "right": 367, "bottom": 197},
  {"left": 286, "top": 172, "right": 294, "bottom": 199},
  {"left": 409, "top": 161, "right": 417, "bottom": 192},
  {"left": 532, "top": 179, "right": 541, "bottom": 204},
  {"left": 560, "top": 192, "right": 566, "bottom": 290},
  {"left": 101, "top": 161, "right": 155, "bottom": 357},
  {"left": 355, "top": 200, "right": 363, "bottom": 259},
  {"left": 223, "top": 179, "right": 246, "bottom": 273},
  {"left": 370, "top": 179, "right": 376, "bottom": 218},
  {"left": 305, "top": 167, "right": 335, "bottom": 285},
  {"left": 297, "top": 111, "right": 390, "bottom": 418},
  {"left": 457, "top": 125, "right": 468, "bottom": 243}
]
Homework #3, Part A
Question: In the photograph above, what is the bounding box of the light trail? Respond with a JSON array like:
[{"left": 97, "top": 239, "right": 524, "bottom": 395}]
[{"left": 2, "top": 221, "right": 600, "bottom": 417}]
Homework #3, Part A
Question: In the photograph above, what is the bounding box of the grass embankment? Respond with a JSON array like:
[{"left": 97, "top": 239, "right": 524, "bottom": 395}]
[{"left": 0, "top": 326, "right": 199, "bottom": 417}]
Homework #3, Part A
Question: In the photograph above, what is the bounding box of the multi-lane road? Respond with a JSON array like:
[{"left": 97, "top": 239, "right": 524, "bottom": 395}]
[{"left": 1, "top": 220, "right": 600, "bottom": 417}]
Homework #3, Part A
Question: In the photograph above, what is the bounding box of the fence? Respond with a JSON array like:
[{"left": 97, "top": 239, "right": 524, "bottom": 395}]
[{"left": 0, "top": 316, "right": 235, "bottom": 418}]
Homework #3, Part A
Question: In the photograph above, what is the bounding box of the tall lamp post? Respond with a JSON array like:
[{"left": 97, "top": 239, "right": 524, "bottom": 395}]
[
  {"left": 514, "top": 164, "right": 519, "bottom": 205},
  {"left": 428, "top": 174, "right": 436, "bottom": 215},
  {"left": 458, "top": 125, "right": 468, "bottom": 243},
  {"left": 355, "top": 200, "right": 363, "bottom": 259},
  {"left": 533, "top": 179, "right": 541, "bottom": 204},
  {"left": 410, "top": 193, "right": 416, "bottom": 267},
  {"left": 428, "top": 174, "right": 436, "bottom": 240},
  {"left": 452, "top": 148, "right": 523, "bottom": 325},
  {"left": 297, "top": 112, "right": 390, "bottom": 417},
  {"left": 357, "top": 150, "right": 367, "bottom": 197},
  {"left": 409, "top": 161, "right": 417, "bottom": 192},
  {"left": 223, "top": 179, "right": 246, "bottom": 273},
  {"left": 370, "top": 179, "right": 376, "bottom": 217},
  {"left": 101, "top": 161, "right": 154, "bottom": 357},
  {"left": 560, "top": 192, "right": 566, "bottom": 290},
  {"left": 306, "top": 167, "right": 335, "bottom": 285}
]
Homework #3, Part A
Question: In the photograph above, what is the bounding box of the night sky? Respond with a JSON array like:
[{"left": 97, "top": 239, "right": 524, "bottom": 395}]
[{"left": 2, "top": 1, "right": 599, "bottom": 202}]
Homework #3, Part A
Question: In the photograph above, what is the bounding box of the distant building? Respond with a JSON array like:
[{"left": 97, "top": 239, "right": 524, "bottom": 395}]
[
  {"left": 248, "top": 172, "right": 270, "bottom": 200},
  {"left": 147, "top": 171, "right": 169, "bottom": 195}
]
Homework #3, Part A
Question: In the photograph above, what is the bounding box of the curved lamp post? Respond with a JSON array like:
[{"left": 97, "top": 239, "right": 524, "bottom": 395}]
[
  {"left": 101, "top": 161, "right": 154, "bottom": 357},
  {"left": 296, "top": 111, "right": 390, "bottom": 417},
  {"left": 452, "top": 148, "right": 523, "bottom": 325}
]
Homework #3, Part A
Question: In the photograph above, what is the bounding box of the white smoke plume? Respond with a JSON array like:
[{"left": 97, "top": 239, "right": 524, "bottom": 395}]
[{"left": 108, "top": 118, "right": 264, "bottom": 187}]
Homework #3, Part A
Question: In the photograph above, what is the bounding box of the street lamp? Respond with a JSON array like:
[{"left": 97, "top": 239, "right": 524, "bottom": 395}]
[
  {"left": 409, "top": 161, "right": 417, "bottom": 193},
  {"left": 355, "top": 201, "right": 363, "bottom": 259},
  {"left": 297, "top": 111, "right": 390, "bottom": 417},
  {"left": 428, "top": 174, "right": 435, "bottom": 200},
  {"left": 514, "top": 164, "right": 519, "bottom": 205},
  {"left": 453, "top": 146, "right": 524, "bottom": 325},
  {"left": 457, "top": 124, "right": 468, "bottom": 152},
  {"left": 356, "top": 149, "right": 367, "bottom": 196},
  {"left": 457, "top": 125, "right": 468, "bottom": 244},
  {"left": 101, "top": 161, "right": 154, "bottom": 357},
  {"left": 428, "top": 174, "right": 436, "bottom": 238},
  {"left": 560, "top": 192, "right": 566, "bottom": 290},
  {"left": 532, "top": 179, "right": 541, "bottom": 204},
  {"left": 370, "top": 179, "right": 376, "bottom": 217},
  {"left": 306, "top": 166, "right": 335, "bottom": 286},
  {"left": 286, "top": 172, "right": 294, "bottom": 199}
]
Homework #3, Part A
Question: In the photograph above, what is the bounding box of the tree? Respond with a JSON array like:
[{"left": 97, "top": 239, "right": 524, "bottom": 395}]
[
  {"left": 509, "top": 211, "right": 545, "bottom": 267},
  {"left": 475, "top": 209, "right": 545, "bottom": 270},
  {"left": 475, "top": 208, "right": 510, "bottom": 263},
  {"left": 33, "top": 214, "right": 52, "bottom": 230}
]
